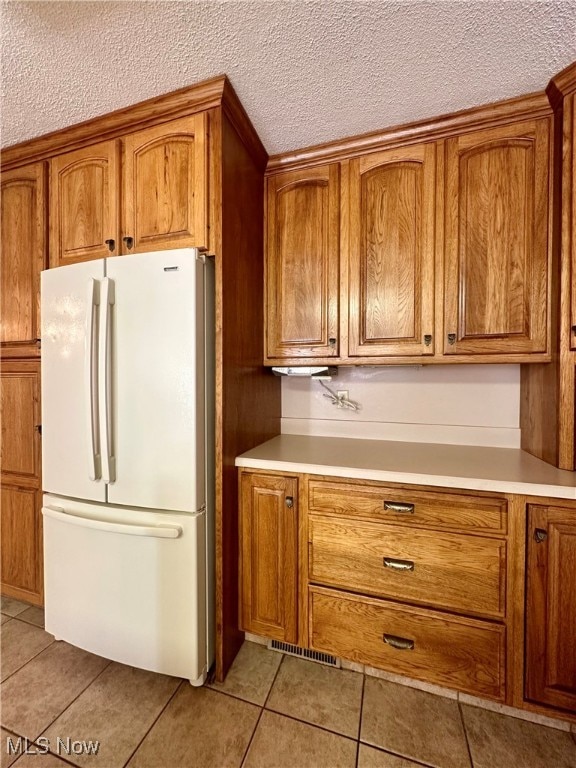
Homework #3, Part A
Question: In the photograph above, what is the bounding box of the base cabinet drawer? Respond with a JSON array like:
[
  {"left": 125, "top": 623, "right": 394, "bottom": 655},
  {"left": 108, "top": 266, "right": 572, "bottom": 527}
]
[
  {"left": 309, "top": 587, "right": 505, "bottom": 701},
  {"left": 309, "top": 515, "right": 506, "bottom": 618}
]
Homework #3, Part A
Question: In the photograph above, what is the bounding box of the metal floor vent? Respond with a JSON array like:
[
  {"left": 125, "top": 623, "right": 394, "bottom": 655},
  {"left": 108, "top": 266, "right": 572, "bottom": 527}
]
[{"left": 267, "top": 640, "right": 341, "bottom": 668}]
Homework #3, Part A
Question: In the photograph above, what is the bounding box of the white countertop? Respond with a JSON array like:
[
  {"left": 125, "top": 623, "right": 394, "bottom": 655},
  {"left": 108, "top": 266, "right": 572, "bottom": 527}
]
[{"left": 236, "top": 435, "right": 576, "bottom": 499}]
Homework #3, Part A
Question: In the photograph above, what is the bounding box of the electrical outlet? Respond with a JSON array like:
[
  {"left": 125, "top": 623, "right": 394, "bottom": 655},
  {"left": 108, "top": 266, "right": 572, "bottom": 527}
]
[{"left": 337, "top": 390, "right": 349, "bottom": 400}]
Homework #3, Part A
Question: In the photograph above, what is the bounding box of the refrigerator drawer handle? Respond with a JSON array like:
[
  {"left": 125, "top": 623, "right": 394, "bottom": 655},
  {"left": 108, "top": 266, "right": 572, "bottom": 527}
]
[
  {"left": 85, "top": 279, "right": 101, "bottom": 481},
  {"left": 42, "top": 506, "right": 182, "bottom": 539}
]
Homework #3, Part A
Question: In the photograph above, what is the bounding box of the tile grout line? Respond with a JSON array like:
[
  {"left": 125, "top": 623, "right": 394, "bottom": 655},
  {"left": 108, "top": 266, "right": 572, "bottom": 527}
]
[
  {"left": 34, "top": 658, "right": 115, "bottom": 768},
  {"left": 355, "top": 672, "right": 366, "bottom": 768},
  {"left": 120, "top": 679, "right": 185, "bottom": 768},
  {"left": 0, "top": 627, "right": 57, "bottom": 685},
  {"left": 239, "top": 652, "right": 286, "bottom": 768},
  {"left": 458, "top": 700, "right": 475, "bottom": 768}
]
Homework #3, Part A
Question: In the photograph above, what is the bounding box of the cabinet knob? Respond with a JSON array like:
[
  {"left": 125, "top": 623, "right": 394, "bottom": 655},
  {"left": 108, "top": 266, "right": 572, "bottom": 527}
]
[
  {"left": 329, "top": 338, "right": 336, "bottom": 347},
  {"left": 285, "top": 496, "right": 294, "bottom": 509},
  {"left": 572, "top": 325, "right": 576, "bottom": 335},
  {"left": 35, "top": 425, "right": 42, "bottom": 435},
  {"left": 534, "top": 528, "right": 548, "bottom": 544},
  {"left": 447, "top": 333, "right": 457, "bottom": 345},
  {"left": 123, "top": 236, "right": 134, "bottom": 250},
  {"left": 104, "top": 239, "right": 115, "bottom": 252},
  {"left": 424, "top": 334, "right": 432, "bottom": 346}
]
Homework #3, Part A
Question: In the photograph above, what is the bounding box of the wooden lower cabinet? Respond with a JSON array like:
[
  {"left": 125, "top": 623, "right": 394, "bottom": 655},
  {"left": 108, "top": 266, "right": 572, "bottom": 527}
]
[
  {"left": 1, "top": 486, "right": 43, "bottom": 605},
  {"left": 525, "top": 504, "right": 576, "bottom": 712},
  {"left": 310, "top": 586, "right": 505, "bottom": 700},
  {"left": 239, "top": 472, "right": 298, "bottom": 643},
  {"left": 239, "top": 469, "right": 576, "bottom": 720},
  {"left": 1, "top": 361, "right": 44, "bottom": 605}
]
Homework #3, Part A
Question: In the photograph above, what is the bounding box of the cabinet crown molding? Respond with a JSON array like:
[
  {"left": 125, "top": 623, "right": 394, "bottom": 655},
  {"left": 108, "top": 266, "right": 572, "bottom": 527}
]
[
  {"left": 546, "top": 61, "right": 576, "bottom": 109},
  {"left": 266, "top": 90, "right": 552, "bottom": 174},
  {"left": 1, "top": 75, "right": 267, "bottom": 172}
]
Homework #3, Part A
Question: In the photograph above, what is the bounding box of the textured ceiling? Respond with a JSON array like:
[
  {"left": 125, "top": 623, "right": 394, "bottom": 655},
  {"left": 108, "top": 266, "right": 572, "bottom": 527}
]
[{"left": 2, "top": 0, "right": 576, "bottom": 155}]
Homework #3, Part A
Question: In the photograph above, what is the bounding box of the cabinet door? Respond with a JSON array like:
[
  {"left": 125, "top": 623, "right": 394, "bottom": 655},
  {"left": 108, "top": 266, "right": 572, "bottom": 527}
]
[
  {"left": 1, "top": 486, "right": 43, "bottom": 605},
  {"left": 50, "top": 140, "right": 120, "bottom": 266},
  {"left": 265, "top": 165, "right": 340, "bottom": 359},
  {"left": 348, "top": 144, "right": 436, "bottom": 356},
  {"left": 568, "top": 96, "right": 576, "bottom": 351},
  {"left": 1, "top": 163, "right": 47, "bottom": 349},
  {"left": 525, "top": 505, "right": 576, "bottom": 712},
  {"left": 123, "top": 114, "right": 208, "bottom": 253},
  {"left": 239, "top": 472, "right": 298, "bottom": 642},
  {"left": 0, "top": 361, "right": 41, "bottom": 488},
  {"left": 444, "top": 119, "right": 550, "bottom": 356}
]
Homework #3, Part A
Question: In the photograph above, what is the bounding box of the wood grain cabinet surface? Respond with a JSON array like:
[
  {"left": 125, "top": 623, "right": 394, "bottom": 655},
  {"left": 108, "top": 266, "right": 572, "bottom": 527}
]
[
  {"left": 0, "top": 361, "right": 43, "bottom": 605},
  {"left": 1, "top": 163, "right": 47, "bottom": 355},
  {"left": 123, "top": 114, "right": 208, "bottom": 254},
  {"left": 265, "top": 164, "right": 340, "bottom": 359},
  {"left": 49, "top": 114, "right": 208, "bottom": 267},
  {"left": 265, "top": 118, "right": 552, "bottom": 364},
  {"left": 239, "top": 472, "right": 298, "bottom": 643},
  {"left": 50, "top": 139, "right": 120, "bottom": 266},
  {"left": 304, "top": 477, "right": 509, "bottom": 701},
  {"left": 348, "top": 144, "right": 436, "bottom": 357},
  {"left": 525, "top": 504, "right": 576, "bottom": 713},
  {"left": 444, "top": 119, "right": 551, "bottom": 356}
]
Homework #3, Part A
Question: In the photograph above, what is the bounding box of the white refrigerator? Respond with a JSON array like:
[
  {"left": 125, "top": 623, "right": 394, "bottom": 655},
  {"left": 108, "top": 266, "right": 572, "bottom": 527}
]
[{"left": 40, "top": 248, "right": 214, "bottom": 686}]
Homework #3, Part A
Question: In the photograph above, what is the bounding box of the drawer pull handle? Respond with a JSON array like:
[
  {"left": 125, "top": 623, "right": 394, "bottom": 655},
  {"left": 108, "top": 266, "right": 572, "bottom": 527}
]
[
  {"left": 383, "top": 634, "right": 414, "bottom": 651},
  {"left": 383, "top": 557, "right": 414, "bottom": 572},
  {"left": 384, "top": 501, "right": 415, "bottom": 514}
]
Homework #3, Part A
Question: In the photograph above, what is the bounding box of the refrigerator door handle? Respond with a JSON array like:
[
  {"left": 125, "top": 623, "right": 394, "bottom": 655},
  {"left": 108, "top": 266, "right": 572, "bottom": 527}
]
[
  {"left": 99, "top": 277, "right": 116, "bottom": 484},
  {"left": 85, "top": 279, "right": 101, "bottom": 481},
  {"left": 42, "top": 506, "right": 182, "bottom": 539}
]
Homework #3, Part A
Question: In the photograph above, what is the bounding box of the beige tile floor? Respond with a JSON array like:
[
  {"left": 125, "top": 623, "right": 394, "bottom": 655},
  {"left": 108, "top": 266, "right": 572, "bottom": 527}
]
[{"left": 2, "top": 597, "right": 576, "bottom": 768}]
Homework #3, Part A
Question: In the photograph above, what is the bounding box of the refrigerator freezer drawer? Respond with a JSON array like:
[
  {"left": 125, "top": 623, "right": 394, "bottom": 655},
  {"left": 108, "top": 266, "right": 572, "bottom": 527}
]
[{"left": 42, "top": 498, "right": 208, "bottom": 685}]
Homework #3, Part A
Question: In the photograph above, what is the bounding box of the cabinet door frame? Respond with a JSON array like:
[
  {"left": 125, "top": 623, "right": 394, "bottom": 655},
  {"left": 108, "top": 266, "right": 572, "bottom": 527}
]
[
  {"left": 265, "top": 164, "right": 340, "bottom": 360},
  {"left": 239, "top": 471, "right": 298, "bottom": 643},
  {"left": 122, "top": 113, "right": 208, "bottom": 254},
  {"left": 1, "top": 163, "right": 47, "bottom": 353},
  {"left": 443, "top": 119, "right": 551, "bottom": 356},
  {"left": 0, "top": 360, "right": 42, "bottom": 489},
  {"left": 49, "top": 140, "right": 120, "bottom": 267},
  {"left": 347, "top": 144, "right": 436, "bottom": 357},
  {"left": 525, "top": 504, "right": 576, "bottom": 712}
]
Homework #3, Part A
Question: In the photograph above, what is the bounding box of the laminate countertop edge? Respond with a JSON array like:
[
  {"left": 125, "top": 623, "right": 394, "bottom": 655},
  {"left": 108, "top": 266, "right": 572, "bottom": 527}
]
[{"left": 235, "top": 435, "right": 576, "bottom": 500}]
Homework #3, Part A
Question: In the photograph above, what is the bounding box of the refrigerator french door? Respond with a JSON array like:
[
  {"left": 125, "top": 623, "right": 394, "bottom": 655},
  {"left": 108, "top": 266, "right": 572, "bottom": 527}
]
[{"left": 41, "top": 248, "right": 214, "bottom": 685}]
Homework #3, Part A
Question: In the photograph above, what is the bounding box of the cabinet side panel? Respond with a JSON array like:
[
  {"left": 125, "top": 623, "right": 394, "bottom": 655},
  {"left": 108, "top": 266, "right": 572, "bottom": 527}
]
[{"left": 216, "top": 112, "right": 281, "bottom": 680}]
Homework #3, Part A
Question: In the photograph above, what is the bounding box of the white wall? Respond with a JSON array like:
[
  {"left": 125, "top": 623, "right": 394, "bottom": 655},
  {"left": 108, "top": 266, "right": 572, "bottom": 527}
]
[{"left": 281, "top": 365, "right": 521, "bottom": 448}]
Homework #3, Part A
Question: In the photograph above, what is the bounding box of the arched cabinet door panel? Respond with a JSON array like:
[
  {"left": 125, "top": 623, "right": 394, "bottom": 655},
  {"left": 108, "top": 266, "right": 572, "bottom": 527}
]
[
  {"left": 265, "top": 164, "right": 340, "bottom": 360},
  {"left": 348, "top": 143, "right": 436, "bottom": 357},
  {"left": 50, "top": 141, "right": 120, "bottom": 266},
  {"left": 122, "top": 114, "right": 208, "bottom": 253},
  {"left": 444, "top": 119, "right": 551, "bottom": 356},
  {"left": 1, "top": 163, "right": 47, "bottom": 348}
]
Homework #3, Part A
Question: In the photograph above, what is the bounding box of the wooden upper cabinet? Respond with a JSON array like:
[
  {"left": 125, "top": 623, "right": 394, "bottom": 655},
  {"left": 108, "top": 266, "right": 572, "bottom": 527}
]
[
  {"left": 50, "top": 140, "right": 120, "bottom": 266},
  {"left": 444, "top": 119, "right": 551, "bottom": 356},
  {"left": 525, "top": 505, "right": 576, "bottom": 712},
  {"left": 568, "top": 95, "right": 576, "bottom": 351},
  {"left": 1, "top": 163, "right": 47, "bottom": 348},
  {"left": 239, "top": 472, "right": 298, "bottom": 643},
  {"left": 265, "top": 164, "right": 340, "bottom": 359},
  {"left": 0, "top": 361, "right": 41, "bottom": 488},
  {"left": 348, "top": 144, "right": 436, "bottom": 356},
  {"left": 122, "top": 114, "right": 208, "bottom": 253}
]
